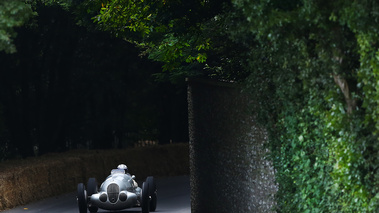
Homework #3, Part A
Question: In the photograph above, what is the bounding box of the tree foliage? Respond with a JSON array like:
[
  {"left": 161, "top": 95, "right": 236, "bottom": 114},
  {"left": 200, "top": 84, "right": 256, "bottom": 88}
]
[
  {"left": 0, "top": 0, "right": 35, "bottom": 53},
  {"left": 229, "top": 0, "right": 379, "bottom": 211},
  {"left": 93, "top": 0, "right": 250, "bottom": 82}
]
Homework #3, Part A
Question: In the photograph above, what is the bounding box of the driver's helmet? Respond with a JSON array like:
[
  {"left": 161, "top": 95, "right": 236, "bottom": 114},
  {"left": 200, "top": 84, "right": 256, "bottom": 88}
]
[{"left": 117, "top": 164, "right": 128, "bottom": 173}]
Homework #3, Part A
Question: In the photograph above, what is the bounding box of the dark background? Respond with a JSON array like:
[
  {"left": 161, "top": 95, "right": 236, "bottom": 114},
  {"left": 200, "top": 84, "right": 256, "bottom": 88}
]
[{"left": 0, "top": 5, "right": 188, "bottom": 159}]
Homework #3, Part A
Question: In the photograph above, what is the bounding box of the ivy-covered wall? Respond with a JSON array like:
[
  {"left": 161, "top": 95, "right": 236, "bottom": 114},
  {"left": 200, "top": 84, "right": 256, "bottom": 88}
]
[{"left": 187, "top": 78, "right": 277, "bottom": 213}]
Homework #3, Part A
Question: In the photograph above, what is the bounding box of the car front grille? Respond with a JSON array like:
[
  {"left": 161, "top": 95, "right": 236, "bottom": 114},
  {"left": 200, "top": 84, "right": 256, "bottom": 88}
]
[{"left": 107, "top": 183, "right": 119, "bottom": 203}]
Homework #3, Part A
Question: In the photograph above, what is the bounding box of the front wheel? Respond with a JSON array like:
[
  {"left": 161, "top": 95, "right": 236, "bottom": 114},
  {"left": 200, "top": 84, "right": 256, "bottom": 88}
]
[
  {"left": 77, "top": 183, "right": 87, "bottom": 213},
  {"left": 141, "top": 182, "right": 150, "bottom": 213},
  {"left": 146, "top": 176, "right": 157, "bottom": 212}
]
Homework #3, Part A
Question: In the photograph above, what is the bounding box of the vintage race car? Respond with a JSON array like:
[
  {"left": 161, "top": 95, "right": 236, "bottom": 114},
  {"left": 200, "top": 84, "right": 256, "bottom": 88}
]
[{"left": 77, "top": 168, "right": 157, "bottom": 213}]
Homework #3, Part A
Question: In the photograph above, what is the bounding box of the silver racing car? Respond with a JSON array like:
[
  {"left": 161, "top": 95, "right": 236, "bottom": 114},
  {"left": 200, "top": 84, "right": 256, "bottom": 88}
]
[{"left": 77, "top": 164, "right": 157, "bottom": 213}]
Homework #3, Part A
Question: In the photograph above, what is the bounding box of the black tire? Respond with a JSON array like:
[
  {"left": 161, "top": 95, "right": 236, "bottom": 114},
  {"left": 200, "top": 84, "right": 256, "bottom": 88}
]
[
  {"left": 87, "top": 178, "right": 98, "bottom": 213},
  {"left": 87, "top": 178, "right": 98, "bottom": 195},
  {"left": 150, "top": 191, "right": 157, "bottom": 212},
  {"left": 77, "top": 183, "right": 87, "bottom": 213},
  {"left": 141, "top": 182, "right": 150, "bottom": 213},
  {"left": 146, "top": 176, "right": 157, "bottom": 212}
]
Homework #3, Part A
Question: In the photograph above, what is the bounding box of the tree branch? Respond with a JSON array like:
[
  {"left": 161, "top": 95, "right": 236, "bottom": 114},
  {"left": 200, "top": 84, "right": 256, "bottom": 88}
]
[{"left": 333, "top": 74, "right": 356, "bottom": 114}]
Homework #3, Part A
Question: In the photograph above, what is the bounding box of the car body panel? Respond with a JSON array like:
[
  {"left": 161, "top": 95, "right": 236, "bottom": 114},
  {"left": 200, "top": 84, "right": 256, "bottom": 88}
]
[{"left": 89, "top": 169, "right": 142, "bottom": 210}]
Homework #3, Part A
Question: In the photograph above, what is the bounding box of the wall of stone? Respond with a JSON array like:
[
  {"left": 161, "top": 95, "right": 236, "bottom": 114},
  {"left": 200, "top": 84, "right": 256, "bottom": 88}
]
[
  {"left": 0, "top": 143, "right": 189, "bottom": 211},
  {"left": 187, "top": 78, "right": 277, "bottom": 213}
]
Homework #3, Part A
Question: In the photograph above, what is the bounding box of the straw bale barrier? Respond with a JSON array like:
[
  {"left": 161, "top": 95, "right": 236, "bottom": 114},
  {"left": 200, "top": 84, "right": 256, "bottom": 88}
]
[{"left": 0, "top": 143, "right": 189, "bottom": 211}]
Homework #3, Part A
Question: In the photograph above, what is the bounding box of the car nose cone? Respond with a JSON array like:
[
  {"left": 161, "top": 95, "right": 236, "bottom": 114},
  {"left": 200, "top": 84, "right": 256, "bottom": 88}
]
[{"left": 107, "top": 183, "right": 120, "bottom": 203}]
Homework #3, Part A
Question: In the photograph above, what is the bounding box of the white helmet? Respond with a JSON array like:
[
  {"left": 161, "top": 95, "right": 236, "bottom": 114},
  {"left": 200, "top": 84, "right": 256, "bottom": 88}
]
[{"left": 117, "top": 164, "right": 128, "bottom": 172}]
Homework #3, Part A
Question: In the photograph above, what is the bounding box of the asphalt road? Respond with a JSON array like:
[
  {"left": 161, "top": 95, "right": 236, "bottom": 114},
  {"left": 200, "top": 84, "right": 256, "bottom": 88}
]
[{"left": 3, "top": 176, "right": 190, "bottom": 213}]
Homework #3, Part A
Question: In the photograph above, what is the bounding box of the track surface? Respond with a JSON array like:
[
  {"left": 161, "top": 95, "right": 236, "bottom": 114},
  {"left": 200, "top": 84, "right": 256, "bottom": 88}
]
[{"left": 3, "top": 176, "right": 190, "bottom": 213}]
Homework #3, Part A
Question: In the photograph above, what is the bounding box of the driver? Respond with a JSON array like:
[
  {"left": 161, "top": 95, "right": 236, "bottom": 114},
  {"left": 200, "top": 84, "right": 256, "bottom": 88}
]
[
  {"left": 117, "top": 164, "right": 129, "bottom": 174},
  {"left": 117, "top": 164, "right": 138, "bottom": 187}
]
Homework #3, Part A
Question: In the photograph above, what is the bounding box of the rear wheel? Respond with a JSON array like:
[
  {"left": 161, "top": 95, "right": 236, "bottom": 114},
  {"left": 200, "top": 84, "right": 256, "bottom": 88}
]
[
  {"left": 77, "top": 183, "right": 87, "bottom": 213},
  {"left": 146, "top": 176, "right": 157, "bottom": 212},
  {"left": 141, "top": 182, "right": 150, "bottom": 213},
  {"left": 87, "top": 178, "right": 98, "bottom": 213}
]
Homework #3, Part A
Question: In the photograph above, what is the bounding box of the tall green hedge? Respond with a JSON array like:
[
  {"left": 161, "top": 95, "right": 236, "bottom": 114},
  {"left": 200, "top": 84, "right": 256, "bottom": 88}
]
[{"left": 230, "top": 0, "right": 379, "bottom": 212}]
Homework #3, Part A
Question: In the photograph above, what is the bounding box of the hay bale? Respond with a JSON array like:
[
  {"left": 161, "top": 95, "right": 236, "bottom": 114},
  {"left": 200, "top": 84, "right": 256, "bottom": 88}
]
[{"left": 0, "top": 143, "right": 189, "bottom": 211}]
